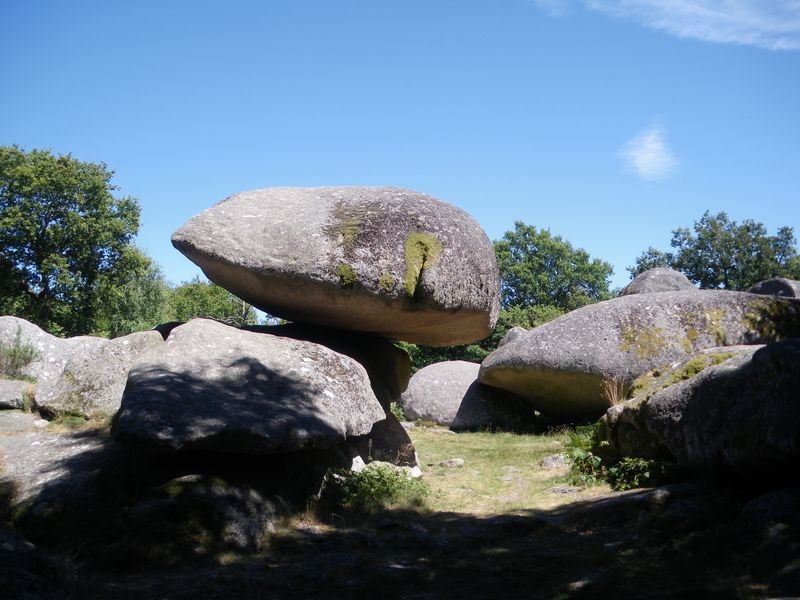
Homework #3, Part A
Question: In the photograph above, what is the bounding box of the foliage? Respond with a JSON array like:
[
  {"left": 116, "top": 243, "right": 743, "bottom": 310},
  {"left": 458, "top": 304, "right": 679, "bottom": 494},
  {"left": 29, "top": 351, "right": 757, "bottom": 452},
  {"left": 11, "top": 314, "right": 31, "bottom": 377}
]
[
  {"left": 326, "top": 464, "right": 429, "bottom": 513},
  {"left": 0, "top": 146, "right": 141, "bottom": 336},
  {"left": 93, "top": 247, "right": 173, "bottom": 337},
  {"left": 565, "top": 424, "right": 671, "bottom": 491},
  {"left": 0, "top": 326, "right": 40, "bottom": 380},
  {"left": 606, "top": 457, "right": 666, "bottom": 491},
  {"left": 565, "top": 426, "right": 605, "bottom": 487},
  {"left": 168, "top": 276, "right": 258, "bottom": 328},
  {"left": 389, "top": 401, "right": 406, "bottom": 421},
  {"left": 629, "top": 211, "right": 800, "bottom": 290},
  {"left": 495, "top": 221, "right": 613, "bottom": 312}
]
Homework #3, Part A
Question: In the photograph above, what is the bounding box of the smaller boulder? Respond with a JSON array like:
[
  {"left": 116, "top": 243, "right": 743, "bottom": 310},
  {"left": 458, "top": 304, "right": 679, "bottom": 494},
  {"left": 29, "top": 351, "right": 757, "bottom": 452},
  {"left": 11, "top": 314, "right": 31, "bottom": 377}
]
[
  {"left": 400, "top": 361, "right": 535, "bottom": 431},
  {"left": 619, "top": 268, "right": 696, "bottom": 296},
  {"left": 113, "top": 319, "right": 386, "bottom": 454},
  {"left": 0, "top": 316, "right": 106, "bottom": 387},
  {"left": 0, "top": 380, "right": 34, "bottom": 411},
  {"left": 747, "top": 277, "right": 800, "bottom": 298},
  {"left": 35, "top": 330, "right": 164, "bottom": 419},
  {"left": 598, "top": 340, "right": 800, "bottom": 474}
]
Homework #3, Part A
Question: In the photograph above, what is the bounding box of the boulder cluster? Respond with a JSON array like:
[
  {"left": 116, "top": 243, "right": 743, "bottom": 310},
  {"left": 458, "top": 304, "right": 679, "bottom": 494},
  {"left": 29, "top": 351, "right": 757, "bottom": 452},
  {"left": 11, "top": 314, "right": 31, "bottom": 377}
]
[
  {"left": 476, "top": 268, "right": 800, "bottom": 475},
  {"left": 1, "top": 187, "right": 502, "bottom": 548}
]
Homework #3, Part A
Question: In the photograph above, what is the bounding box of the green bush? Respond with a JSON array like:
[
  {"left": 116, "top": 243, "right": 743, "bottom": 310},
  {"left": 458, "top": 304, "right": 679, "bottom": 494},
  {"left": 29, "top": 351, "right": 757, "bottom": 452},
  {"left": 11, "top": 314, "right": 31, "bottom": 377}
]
[
  {"left": 0, "top": 327, "right": 39, "bottom": 381},
  {"left": 389, "top": 402, "right": 406, "bottom": 421},
  {"left": 565, "top": 425, "right": 670, "bottom": 491},
  {"left": 565, "top": 425, "right": 605, "bottom": 487},
  {"left": 327, "top": 464, "right": 429, "bottom": 513},
  {"left": 606, "top": 457, "right": 667, "bottom": 491}
]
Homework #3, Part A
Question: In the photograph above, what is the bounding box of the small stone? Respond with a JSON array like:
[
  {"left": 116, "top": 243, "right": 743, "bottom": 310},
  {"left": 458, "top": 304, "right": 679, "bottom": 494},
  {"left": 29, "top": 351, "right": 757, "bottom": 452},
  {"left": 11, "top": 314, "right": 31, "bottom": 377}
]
[
  {"left": 540, "top": 453, "right": 568, "bottom": 469},
  {"left": 439, "top": 458, "right": 465, "bottom": 468},
  {"left": 549, "top": 485, "right": 581, "bottom": 494}
]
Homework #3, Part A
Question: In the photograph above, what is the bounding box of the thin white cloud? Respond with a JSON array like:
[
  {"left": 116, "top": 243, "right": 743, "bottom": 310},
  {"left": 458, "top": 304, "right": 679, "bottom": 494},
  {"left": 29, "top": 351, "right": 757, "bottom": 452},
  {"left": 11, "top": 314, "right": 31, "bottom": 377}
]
[
  {"left": 621, "top": 124, "right": 679, "bottom": 181},
  {"left": 532, "top": 1, "right": 800, "bottom": 51}
]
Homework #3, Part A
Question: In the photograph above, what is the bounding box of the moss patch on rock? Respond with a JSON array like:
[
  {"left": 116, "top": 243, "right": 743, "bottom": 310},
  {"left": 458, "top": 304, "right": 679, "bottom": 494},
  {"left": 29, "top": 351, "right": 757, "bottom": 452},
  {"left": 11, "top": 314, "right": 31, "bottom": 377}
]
[
  {"left": 335, "top": 263, "right": 358, "bottom": 288},
  {"left": 403, "top": 232, "right": 443, "bottom": 298},
  {"left": 743, "top": 298, "right": 800, "bottom": 342},
  {"left": 620, "top": 325, "right": 666, "bottom": 359},
  {"left": 630, "top": 350, "right": 739, "bottom": 402},
  {"left": 378, "top": 272, "right": 395, "bottom": 292}
]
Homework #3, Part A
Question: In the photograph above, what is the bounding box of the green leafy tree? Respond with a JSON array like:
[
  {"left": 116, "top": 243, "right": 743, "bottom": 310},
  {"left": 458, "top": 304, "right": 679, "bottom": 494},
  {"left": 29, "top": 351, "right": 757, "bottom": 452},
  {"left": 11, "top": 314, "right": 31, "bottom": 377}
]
[
  {"left": 0, "top": 146, "right": 140, "bottom": 335},
  {"left": 168, "top": 277, "right": 257, "bottom": 327},
  {"left": 93, "top": 247, "right": 173, "bottom": 338},
  {"left": 494, "top": 221, "right": 613, "bottom": 311},
  {"left": 629, "top": 211, "right": 800, "bottom": 290}
]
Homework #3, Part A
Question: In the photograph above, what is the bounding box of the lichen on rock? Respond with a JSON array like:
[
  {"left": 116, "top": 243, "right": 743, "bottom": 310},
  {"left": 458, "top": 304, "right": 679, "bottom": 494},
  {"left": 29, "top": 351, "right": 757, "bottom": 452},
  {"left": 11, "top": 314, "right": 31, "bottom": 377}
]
[{"left": 403, "top": 231, "right": 443, "bottom": 298}]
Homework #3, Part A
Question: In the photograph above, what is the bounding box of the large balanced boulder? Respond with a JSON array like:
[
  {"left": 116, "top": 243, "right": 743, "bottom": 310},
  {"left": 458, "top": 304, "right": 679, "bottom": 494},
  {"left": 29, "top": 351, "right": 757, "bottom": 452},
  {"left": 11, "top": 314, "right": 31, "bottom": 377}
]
[
  {"left": 112, "top": 319, "right": 386, "bottom": 454},
  {"left": 479, "top": 290, "right": 800, "bottom": 421},
  {"left": 748, "top": 277, "right": 800, "bottom": 298},
  {"left": 171, "top": 187, "right": 500, "bottom": 346},
  {"left": 34, "top": 330, "right": 164, "bottom": 419},
  {"left": 400, "top": 361, "right": 535, "bottom": 431},
  {"left": 597, "top": 340, "right": 800, "bottom": 473},
  {"left": 0, "top": 316, "right": 105, "bottom": 387},
  {"left": 619, "top": 268, "right": 696, "bottom": 296}
]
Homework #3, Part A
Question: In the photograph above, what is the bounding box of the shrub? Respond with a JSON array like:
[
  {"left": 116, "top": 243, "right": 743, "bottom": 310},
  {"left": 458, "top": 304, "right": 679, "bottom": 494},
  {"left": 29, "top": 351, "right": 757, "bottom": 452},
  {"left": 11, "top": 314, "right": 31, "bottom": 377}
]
[
  {"left": 606, "top": 457, "right": 668, "bottom": 491},
  {"left": 326, "top": 464, "right": 429, "bottom": 513},
  {"left": 565, "top": 424, "right": 671, "bottom": 490},
  {"left": 389, "top": 402, "right": 406, "bottom": 421},
  {"left": 0, "top": 327, "right": 39, "bottom": 381}
]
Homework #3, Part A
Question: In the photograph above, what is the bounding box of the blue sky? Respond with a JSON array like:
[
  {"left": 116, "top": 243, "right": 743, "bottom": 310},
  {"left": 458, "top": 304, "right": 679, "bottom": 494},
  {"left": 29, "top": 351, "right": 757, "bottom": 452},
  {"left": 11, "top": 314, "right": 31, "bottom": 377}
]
[{"left": 3, "top": 0, "right": 799, "bottom": 290}]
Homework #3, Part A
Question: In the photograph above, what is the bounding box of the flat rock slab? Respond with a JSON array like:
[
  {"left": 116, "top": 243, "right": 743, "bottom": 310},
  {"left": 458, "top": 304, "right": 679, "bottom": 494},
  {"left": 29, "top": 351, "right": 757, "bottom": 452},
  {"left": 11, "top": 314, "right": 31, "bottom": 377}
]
[
  {"left": 0, "top": 410, "right": 46, "bottom": 434},
  {"left": 171, "top": 187, "right": 500, "bottom": 346},
  {"left": 400, "top": 361, "right": 535, "bottom": 431},
  {"left": 0, "top": 427, "right": 113, "bottom": 503},
  {"left": 480, "top": 290, "right": 800, "bottom": 421},
  {"left": 113, "top": 319, "right": 386, "bottom": 454}
]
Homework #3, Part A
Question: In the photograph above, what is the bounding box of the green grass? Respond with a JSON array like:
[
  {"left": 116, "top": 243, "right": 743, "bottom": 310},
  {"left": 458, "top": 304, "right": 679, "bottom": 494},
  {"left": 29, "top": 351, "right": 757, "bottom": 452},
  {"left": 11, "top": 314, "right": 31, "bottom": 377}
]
[{"left": 409, "top": 427, "right": 611, "bottom": 513}]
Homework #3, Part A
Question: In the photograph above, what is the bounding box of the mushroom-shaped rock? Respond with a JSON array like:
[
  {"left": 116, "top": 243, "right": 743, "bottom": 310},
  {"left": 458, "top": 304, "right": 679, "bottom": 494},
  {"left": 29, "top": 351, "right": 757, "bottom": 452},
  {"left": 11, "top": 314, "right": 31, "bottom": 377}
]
[
  {"left": 400, "top": 361, "right": 535, "bottom": 431},
  {"left": 479, "top": 290, "right": 800, "bottom": 421},
  {"left": 112, "top": 319, "right": 386, "bottom": 454},
  {"left": 619, "top": 268, "right": 696, "bottom": 296},
  {"left": 171, "top": 187, "right": 500, "bottom": 346},
  {"left": 747, "top": 277, "right": 800, "bottom": 298},
  {"left": 597, "top": 340, "right": 800, "bottom": 472}
]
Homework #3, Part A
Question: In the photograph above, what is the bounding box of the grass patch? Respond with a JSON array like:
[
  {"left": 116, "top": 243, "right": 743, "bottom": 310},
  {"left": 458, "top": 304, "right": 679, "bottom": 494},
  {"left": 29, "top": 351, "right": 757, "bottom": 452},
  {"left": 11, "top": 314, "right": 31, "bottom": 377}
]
[{"left": 408, "top": 426, "right": 606, "bottom": 513}]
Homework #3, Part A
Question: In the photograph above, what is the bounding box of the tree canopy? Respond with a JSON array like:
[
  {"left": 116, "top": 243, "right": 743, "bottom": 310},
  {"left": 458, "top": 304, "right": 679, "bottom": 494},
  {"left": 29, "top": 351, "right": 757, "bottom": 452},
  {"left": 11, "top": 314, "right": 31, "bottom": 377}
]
[
  {"left": 494, "top": 221, "right": 613, "bottom": 311},
  {"left": 0, "top": 146, "right": 140, "bottom": 335},
  {"left": 629, "top": 211, "right": 800, "bottom": 290},
  {"left": 169, "top": 277, "right": 258, "bottom": 328}
]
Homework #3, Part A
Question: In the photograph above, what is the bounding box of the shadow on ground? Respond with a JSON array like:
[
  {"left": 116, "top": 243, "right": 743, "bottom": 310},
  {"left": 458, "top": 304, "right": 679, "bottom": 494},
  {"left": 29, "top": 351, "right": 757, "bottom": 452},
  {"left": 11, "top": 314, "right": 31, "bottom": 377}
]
[{"left": 2, "top": 425, "right": 800, "bottom": 600}]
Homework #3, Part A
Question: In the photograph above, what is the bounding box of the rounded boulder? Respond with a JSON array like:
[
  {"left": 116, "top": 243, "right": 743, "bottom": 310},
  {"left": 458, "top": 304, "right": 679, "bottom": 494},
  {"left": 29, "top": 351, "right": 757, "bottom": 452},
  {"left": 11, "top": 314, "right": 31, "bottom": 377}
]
[{"left": 171, "top": 187, "right": 500, "bottom": 346}]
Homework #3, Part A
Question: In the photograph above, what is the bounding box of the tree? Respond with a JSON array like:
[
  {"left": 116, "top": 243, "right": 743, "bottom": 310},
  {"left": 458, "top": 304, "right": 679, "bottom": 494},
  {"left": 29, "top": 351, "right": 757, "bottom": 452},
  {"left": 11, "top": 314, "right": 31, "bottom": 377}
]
[
  {"left": 93, "top": 247, "right": 173, "bottom": 338},
  {"left": 629, "top": 211, "right": 800, "bottom": 290},
  {"left": 168, "top": 277, "right": 258, "bottom": 327},
  {"left": 0, "top": 146, "right": 141, "bottom": 336},
  {"left": 494, "top": 221, "right": 613, "bottom": 311}
]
